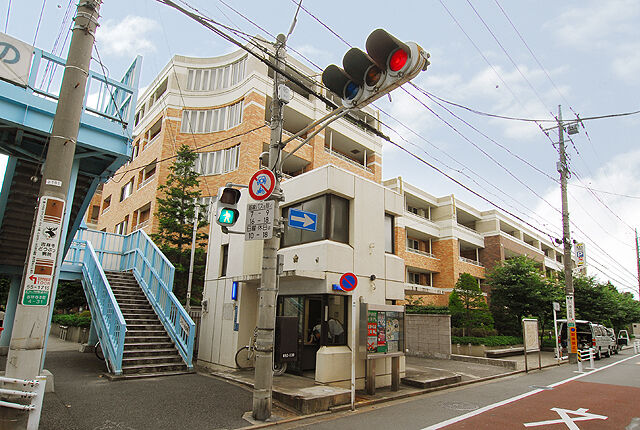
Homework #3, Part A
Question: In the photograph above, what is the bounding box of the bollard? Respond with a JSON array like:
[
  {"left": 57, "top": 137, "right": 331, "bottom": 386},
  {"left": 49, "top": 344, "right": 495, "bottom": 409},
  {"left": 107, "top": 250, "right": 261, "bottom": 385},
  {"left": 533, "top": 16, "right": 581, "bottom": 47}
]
[
  {"left": 588, "top": 347, "right": 595, "bottom": 369},
  {"left": 577, "top": 350, "right": 583, "bottom": 373},
  {"left": 634, "top": 340, "right": 640, "bottom": 354}
]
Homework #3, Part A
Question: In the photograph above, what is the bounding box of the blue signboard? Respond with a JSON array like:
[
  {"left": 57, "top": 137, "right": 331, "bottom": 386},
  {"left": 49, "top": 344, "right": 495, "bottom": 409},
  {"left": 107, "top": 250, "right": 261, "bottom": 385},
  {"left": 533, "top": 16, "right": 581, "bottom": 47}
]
[{"left": 288, "top": 208, "right": 317, "bottom": 232}]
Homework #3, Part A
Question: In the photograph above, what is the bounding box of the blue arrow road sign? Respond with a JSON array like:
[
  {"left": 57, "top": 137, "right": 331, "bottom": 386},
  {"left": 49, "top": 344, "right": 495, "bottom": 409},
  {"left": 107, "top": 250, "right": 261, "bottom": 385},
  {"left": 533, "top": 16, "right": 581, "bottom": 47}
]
[{"left": 288, "top": 209, "right": 317, "bottom": 231}]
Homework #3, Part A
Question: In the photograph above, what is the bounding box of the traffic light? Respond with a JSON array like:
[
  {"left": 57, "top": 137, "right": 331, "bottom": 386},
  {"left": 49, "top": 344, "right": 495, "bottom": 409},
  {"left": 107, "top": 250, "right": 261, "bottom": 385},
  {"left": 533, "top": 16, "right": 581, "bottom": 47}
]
[
  {"left": 215, "top": 187, "right": 241, "bottom": 227},
  {"left": 322, "top": 29, "right": 430, "bottom": 109}
]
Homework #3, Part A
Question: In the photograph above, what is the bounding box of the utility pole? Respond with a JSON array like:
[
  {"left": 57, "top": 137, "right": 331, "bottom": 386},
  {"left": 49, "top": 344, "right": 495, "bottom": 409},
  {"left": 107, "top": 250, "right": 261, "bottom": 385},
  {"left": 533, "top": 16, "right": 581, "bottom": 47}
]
[
  {"left": 635, "top": 229, "right": 640, "bottom": 300},
  {"left": 557, "top": 105, "right": 577, "bottom": 364},
  {"left": 186, "top": 204, "right": 200, "bottom": 314},
  {"left": 253, "top": 33, "right": 286, "bottom": 421},
  {"left": 6, "top": 0, "right": 101, "bottom": 380}
]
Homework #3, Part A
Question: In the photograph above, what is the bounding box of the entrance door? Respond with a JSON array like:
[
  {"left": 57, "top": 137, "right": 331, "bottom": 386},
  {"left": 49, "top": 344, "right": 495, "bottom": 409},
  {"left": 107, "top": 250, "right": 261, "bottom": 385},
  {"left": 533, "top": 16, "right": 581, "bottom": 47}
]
[{"left": 277, "top": 295, "right": 323, "bottom": 374}]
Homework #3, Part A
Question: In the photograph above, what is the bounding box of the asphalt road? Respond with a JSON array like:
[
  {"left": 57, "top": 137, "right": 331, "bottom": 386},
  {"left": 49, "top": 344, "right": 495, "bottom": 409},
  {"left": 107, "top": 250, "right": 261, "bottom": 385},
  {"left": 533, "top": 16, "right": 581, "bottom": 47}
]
[
  {"left": 39, "top": 350, "right": 254, "bottom": 430},
  {"left": 277, "top": 349, "right": 640, "bottom": 430}
]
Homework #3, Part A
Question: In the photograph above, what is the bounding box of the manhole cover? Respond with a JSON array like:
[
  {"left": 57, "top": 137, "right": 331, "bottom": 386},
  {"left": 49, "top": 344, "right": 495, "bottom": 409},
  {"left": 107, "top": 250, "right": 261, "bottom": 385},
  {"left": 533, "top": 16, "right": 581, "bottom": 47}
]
[
  {"left": 529, "top": 385, "right": 554, "bottom": 390},
  {"left": 441, "top": 401, "right": 479, "bottom": 411}
]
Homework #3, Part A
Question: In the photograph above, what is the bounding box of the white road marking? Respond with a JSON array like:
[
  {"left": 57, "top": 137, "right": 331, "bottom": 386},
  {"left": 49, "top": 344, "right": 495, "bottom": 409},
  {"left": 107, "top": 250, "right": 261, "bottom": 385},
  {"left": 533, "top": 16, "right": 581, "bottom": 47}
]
[
  {"left": 422, "top": 353, "right": 640, "bottom": 430},
  {"left": 524, "top": 407, "right": 607, "bottom": 429}
]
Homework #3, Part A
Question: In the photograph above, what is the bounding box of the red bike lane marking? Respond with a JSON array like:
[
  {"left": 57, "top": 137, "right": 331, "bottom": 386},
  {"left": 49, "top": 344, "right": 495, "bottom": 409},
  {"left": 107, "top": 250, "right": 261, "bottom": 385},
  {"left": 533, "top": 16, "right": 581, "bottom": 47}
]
[{"left": 440, "top": 380, "right": 640, "bottom": 429}]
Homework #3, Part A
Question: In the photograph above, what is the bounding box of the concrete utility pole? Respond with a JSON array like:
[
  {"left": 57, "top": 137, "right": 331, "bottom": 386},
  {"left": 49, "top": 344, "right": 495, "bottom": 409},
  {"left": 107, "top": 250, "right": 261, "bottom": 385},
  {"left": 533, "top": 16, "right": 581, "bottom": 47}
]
[
  {"left": 557, "top": 105, "right": 577, "bottom": 364},
  {"left": 6, "top": 0, "right": 101, "bottom": 380},
  {"left": 635, "top": 229, "right": 640, "bottom": 300},
  {"left": 186, "top": 204, "right": 200, "bottom": 314},
  {"left": 253, "top": 33, "right": 286, "bottom": 421}
]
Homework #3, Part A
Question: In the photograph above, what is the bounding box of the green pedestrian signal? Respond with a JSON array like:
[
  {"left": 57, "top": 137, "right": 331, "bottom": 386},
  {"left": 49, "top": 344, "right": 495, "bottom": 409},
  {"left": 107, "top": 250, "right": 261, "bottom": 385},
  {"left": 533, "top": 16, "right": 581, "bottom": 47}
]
[
  {"left": 217, "top": 207, "right": 238, "bottom": 225},
  {"left": 216, "top": 187, "right": 241, "bottom": 228}
]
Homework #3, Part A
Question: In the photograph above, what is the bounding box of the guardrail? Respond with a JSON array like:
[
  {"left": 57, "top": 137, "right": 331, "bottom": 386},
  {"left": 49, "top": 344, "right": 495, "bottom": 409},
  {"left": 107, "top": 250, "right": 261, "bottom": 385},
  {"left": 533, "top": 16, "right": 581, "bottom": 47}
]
[
  {"left": 406, "top": 247, "right": 437, "bottom": 259},
  {"left": 459, "top": 256, "right": 484, "bottom": 267},
  {"left": 0, "top": 376, "right": 46, "bottom": 430},
  {"left": 121, "top": 230, "right": 195, "bottom": 368},
  {"left": 577, "top": 348, "right": 595, "bottom": 372}
]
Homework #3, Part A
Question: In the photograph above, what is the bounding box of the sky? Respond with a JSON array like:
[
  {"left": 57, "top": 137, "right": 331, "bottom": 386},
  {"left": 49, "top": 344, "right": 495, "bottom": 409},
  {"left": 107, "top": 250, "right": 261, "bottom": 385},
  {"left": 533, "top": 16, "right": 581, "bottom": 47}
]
[{"left": 3, "top": 0, "right": 640, "bottom": 298}]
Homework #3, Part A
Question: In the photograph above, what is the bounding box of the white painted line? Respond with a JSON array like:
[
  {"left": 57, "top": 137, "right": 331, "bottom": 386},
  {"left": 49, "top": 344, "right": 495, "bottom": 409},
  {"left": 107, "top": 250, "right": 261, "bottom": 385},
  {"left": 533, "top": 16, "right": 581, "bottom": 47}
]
[{"left": 422, "top": 353, "right": 640, "bottom": 430}]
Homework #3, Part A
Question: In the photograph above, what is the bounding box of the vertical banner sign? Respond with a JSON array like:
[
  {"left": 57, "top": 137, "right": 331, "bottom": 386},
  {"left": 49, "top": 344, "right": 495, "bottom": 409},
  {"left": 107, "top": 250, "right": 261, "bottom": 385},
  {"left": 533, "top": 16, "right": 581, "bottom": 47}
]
[
  {"left": 575, "top": 242, "right": 586, "bottom": 267},
  {"left": 22, "top": 197, "right": 65, "bottom": 306}
]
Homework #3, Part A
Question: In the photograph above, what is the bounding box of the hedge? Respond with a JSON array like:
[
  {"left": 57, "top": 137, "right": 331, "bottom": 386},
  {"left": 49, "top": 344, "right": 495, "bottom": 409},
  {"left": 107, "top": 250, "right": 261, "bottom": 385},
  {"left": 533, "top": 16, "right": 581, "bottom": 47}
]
[
  {"left": 451, "top": 335, "right": 522, "bottom": 346},
  {"left": 406, "top": 305, "right": 450, "bottom": 315},
  {"left": 52, "top": 312, "right": 91, "bottom": 328}
]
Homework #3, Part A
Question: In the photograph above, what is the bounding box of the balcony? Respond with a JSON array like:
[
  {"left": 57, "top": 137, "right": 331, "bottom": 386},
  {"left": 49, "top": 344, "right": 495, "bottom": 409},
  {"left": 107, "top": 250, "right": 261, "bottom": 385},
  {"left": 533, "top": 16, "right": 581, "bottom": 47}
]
[
  {"left": 324, "top": 147, "right": 372, "bottom": 173},
  {"left": 459, "top": 256, "right": 483, "bottom": 267},
  {"left": 405, "top": 283, "right": 449, "bottom": 295},
  {"left": 407, "top": 247, "right": 437, "bottom": 260},
  {"left": 133, "top": 219, "right": 150, "bottom": 231}
]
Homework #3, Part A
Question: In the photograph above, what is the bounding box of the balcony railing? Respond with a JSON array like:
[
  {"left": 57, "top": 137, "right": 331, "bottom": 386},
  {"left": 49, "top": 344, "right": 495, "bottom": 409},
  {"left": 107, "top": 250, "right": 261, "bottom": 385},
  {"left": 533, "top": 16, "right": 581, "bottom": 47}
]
[
  {"left": 324, "top": 147, "right": 372, "bottom": 173},
  {"left": 459, "top": 256, "right": 484, "bottom": 267},
  {"left": 406, "top": 247, "right": 437, "bottom": 259},
  {"left": 132, "top": 219, "right": 150, "bottom": 231},
  {"left": 456, "top": 223, "right": 479, "bottom": 235}
]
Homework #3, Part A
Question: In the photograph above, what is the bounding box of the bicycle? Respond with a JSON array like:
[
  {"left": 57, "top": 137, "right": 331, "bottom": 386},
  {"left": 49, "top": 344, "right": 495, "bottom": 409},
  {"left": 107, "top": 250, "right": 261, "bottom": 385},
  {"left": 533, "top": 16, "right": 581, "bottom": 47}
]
[{"left": 235, "top": 327, "right": 287, "bottom": 376}]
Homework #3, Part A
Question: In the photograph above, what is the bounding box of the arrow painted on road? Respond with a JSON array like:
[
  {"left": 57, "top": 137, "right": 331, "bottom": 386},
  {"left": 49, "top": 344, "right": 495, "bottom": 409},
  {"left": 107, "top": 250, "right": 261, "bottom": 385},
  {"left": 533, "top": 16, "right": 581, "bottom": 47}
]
[{"left": 291, "top": 213, "right": 314, "bottom": 227}]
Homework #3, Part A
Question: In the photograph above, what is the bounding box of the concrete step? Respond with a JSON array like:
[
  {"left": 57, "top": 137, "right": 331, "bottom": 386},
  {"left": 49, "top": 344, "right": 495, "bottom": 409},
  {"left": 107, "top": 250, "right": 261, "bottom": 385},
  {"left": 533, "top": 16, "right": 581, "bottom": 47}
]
[
  {"left": 127, "top": 329, "right": 167, "bottom": 337},
  {"left": 122, "top": 355, "right": 184, "bottom": 366},
  {"left": 126, "top": 323, "right": 164, "bottom": 331},
  {"left": 121, "top": 362, "right": 187, "bottom": 375},
  {"left": 123, "top": 348, "right": 178, "bottom": 357},
  {"left": 107, "top": 369, "right": 195, "bottom": 381},
  {"left": 125, "top": 335, "right": 171, "bottom": 344},
  {"left": 123, "top": 317, "right": 159, "bottom": 325},
  {"left": 117, "top": 298, "right": 151, "bottom": 305},
  {"left": 119, "top": 304, "right": 154, "bottom": 312},
  {"left": 125, "top": 342, "right": 175, "bottom": 351}
]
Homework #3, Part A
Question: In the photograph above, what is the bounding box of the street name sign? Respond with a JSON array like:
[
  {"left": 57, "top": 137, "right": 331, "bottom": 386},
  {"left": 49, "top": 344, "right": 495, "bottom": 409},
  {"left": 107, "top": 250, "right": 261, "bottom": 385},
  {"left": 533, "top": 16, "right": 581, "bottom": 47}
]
[
  {"left": 245, "top": 200, "right": 275, "bottom": 241},
  {"left": 288, "top": 208, "right": 317, "bottom": 231}
]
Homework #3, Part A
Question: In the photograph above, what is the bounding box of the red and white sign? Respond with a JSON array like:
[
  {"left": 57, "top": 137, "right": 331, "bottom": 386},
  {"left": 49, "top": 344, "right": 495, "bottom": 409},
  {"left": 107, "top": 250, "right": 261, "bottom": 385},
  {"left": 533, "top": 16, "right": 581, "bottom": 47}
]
[
  {"left": 248, "top": 169, "right": 276, "bottom": 201},
  {"left": 339, "top": 273, "right": 358, "bottom": 292}
]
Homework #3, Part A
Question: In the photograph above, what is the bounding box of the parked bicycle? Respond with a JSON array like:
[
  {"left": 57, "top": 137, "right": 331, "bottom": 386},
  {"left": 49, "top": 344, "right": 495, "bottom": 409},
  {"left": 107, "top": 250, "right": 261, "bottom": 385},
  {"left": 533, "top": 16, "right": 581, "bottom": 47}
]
[{"left": 235, "top": 327, "right": 287, "bottom": 376}]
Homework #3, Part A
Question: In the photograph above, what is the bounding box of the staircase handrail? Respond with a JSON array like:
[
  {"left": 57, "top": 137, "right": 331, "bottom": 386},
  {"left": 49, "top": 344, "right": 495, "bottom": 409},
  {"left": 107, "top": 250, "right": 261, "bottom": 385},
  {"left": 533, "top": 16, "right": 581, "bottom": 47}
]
[
  {"left": 79, "top": 240, "right": 127, "bottom": 374},
  {"left": 121, "top": 230, "right": 195, "bottom": 368}
]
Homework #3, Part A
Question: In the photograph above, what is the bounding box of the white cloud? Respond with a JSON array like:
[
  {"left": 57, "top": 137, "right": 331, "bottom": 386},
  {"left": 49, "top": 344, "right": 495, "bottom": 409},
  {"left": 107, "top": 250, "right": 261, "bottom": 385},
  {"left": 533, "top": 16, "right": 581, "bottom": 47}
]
[{"left": 96, "top": 16, "right": 157, "bottom": 56}]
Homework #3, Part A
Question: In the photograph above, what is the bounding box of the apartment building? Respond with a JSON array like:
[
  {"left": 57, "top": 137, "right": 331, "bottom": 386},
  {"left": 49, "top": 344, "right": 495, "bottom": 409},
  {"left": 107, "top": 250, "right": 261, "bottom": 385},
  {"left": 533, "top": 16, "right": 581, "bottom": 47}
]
[
  {"left": 90, "top": 41, "right": 382, "bottom": 237},
  {"left": 384, "top": 177, "right": 571, "bottom": 306}
]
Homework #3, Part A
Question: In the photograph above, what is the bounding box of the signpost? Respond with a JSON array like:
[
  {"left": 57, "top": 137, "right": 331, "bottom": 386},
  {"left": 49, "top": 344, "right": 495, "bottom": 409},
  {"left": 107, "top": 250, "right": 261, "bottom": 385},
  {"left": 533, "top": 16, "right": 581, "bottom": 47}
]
[
  {"left": 248, "top": 169, "right": 276, "bottom": 201},
  {"left": 288, "top": 209, "right": 317, "bottom": 232},
  {"left": 245, "top": 201, "right": 275, "bottom": 241},
  {"left": 566, "top": 294, "right": 577, "bottom": 355},
  {"left": 553, "top": 301, "right": 561, "bottom": 362}
]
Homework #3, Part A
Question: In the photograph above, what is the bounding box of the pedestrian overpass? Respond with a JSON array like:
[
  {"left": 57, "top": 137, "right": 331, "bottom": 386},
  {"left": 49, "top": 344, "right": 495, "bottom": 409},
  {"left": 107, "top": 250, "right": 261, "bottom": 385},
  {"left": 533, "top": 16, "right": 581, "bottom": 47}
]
[{"left": 0, "top": 34, "right": 194, "bottom": 375}]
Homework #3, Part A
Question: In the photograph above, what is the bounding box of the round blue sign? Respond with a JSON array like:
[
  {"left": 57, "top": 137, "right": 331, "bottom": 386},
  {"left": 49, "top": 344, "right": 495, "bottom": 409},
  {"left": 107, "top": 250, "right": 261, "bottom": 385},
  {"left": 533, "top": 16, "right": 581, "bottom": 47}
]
[{"left": 339, "top": 273, "right": 358, "bottom": 292}]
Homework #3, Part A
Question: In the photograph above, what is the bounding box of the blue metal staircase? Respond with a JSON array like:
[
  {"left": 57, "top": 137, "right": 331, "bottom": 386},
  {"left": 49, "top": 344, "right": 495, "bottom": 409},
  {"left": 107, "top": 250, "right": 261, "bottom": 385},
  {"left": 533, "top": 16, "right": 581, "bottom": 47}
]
[{"left": 62, "top": 228, "right": 195, "bottom": 377}]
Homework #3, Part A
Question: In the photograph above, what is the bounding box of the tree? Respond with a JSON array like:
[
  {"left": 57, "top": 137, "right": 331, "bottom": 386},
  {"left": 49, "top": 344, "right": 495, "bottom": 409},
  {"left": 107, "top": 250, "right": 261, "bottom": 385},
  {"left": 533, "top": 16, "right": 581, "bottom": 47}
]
[
  {"left": 151, "top": 144, "right": 208, "bottom": 304},
  {"left": 487, "top": 256, "right": 562, "bottom": 336},
  {"left": 449, "top": 273, "right": 493, "bottom": 336}
]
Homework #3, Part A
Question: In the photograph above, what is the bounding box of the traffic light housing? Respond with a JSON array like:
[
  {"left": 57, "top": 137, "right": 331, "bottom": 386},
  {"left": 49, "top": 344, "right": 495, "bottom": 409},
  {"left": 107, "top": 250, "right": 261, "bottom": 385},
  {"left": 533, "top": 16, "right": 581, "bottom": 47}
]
[
  {"left": 215, "top": 187, "right": 241, "bottom": 227},
  {"left": 322, "top": 29, "right": 430, "bottom": 109}
]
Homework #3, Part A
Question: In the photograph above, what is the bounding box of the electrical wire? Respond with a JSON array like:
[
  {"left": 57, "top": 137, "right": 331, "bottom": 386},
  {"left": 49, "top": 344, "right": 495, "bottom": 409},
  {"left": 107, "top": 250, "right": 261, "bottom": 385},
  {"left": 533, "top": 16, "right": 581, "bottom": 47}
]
[
  {"left": 4, "top": 0, "right": 11, "bottom": 33},
  {"left": 32, "top": 0, "right": 47, "bottom": 47}
]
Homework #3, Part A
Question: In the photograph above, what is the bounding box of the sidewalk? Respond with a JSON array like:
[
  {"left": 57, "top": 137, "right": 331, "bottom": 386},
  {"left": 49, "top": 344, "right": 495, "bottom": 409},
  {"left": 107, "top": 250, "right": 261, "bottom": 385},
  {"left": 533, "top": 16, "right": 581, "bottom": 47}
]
[{"left": 3, "top": 336, "right": 572, "bottom": 429}]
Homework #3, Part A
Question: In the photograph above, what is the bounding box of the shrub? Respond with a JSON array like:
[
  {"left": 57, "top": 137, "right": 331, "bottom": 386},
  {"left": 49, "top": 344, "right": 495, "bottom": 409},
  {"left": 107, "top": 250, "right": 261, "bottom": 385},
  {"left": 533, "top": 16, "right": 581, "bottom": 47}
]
[
  {"left": 451, "top": 335, "right": 522, "bottom": 346},
  {"left": 52, "top": 313, "right": 91, "bottom": 328},
  {"left": 469, "top": 326, "right": 498, "bottom": 337},
  {"left": 406, "top": 305, "right": 450, "bottom": 315}
]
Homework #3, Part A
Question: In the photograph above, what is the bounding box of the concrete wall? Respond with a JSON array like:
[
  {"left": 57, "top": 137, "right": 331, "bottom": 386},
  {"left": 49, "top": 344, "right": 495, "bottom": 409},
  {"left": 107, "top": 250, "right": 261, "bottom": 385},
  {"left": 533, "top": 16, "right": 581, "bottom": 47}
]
[{"left": 405, "top": 314, "right": 451, "bottom": 359}]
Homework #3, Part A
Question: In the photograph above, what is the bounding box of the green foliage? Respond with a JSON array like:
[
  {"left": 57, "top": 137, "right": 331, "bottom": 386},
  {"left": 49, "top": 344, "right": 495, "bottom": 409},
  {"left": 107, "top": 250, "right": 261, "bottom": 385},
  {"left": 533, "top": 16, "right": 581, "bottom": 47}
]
[
  {"left": 52, "top": 312, "right": 91, "bottom": 327},
  {"left": 449, "top": 273, "right": 494, "bottom": 335},
  {"left": 487, "top": 256, "right": 562, "bottom": 336},
  {"left": 405, "top": 305, "right": 450, "bottom": 315},
  {"left": 151, "top": 145, "right": 209, "bottom": 304},
  {"left": 54, "top": 281, "right": 87, "bottom": 312},
  {"left": 451, "top": 335, "right": 522, "bottom": 346},
  {"left": 569, "top": 275, "right": 640, "bottom": 331}
]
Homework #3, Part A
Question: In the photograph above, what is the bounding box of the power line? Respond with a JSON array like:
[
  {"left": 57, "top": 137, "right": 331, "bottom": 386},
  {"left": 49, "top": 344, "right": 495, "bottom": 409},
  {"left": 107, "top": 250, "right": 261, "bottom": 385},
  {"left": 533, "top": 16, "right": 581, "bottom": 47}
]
[
  {"left": 32, "top": 0, "right": 47, "bottom": 47},
  {"left": 4, "top": 0, "right": 10, "bottom": 33}
]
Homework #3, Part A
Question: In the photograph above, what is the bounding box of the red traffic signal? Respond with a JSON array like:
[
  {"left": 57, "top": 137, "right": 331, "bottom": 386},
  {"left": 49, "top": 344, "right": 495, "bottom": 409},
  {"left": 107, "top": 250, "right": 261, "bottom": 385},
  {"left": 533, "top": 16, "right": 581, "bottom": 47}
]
[{"left": 322, "top": 29, "right": 429, "bottom": 109}]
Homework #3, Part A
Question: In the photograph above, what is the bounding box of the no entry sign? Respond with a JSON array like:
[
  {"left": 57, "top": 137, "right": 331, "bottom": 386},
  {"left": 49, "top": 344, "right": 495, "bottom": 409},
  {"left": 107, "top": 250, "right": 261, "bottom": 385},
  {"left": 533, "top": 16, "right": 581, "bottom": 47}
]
[{"left": 339, "top": 273, "right": 358, "bottom": 292}]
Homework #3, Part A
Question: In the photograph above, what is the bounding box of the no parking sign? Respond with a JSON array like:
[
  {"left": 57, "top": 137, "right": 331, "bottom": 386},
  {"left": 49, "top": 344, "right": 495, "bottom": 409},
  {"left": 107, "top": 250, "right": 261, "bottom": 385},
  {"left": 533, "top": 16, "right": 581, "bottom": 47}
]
[{"left": 339, "top": 273, "right": 358, "bottom": 292}]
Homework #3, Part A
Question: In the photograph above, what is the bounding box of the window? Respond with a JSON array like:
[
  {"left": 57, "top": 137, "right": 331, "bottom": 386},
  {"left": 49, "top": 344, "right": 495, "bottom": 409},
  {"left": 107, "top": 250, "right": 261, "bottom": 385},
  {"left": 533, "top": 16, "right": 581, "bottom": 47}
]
[
  {"left": 120, "top": 179, "right": 134, "bottom": 202},
  {"left": 180, "top": 101, "right": 244, "bottom": 134},
  {"left": 220, "top": 244, "right": 229, "bottom": 277},
  {"left": 115, "top": 216, "right": 128, "bottom": 235},
  {"left": 408, "top": 272, "right": 421, "bottom": 285},
  {"left": 281, "top": 195, "right": 349, "bottom": 247},
  {"left": 89, "top": 205, "right": 100, "bottom": 223},
  {"left": 102, "top": 195, "right": 111, "bottom": 213},
  {"left": 385, "top": 214, "right": 394, "bottom": 253},
  {"left": 138, "top": 161, "right": 157, "bottom": 188},
  {"left": 186, "top": 57, "right": 247, "bottom": 91},
  {"left": 325, "top": 295, "right": 347, "bottom": 346},
  {"left": 148, "top": 117, "right": 162, "bottom": 141},
  {"left": 194, "top": 145, "right": 240, "bottom": 175},
  {"left": 407, "top": 238, "right": 419, "bottom": 250}
]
